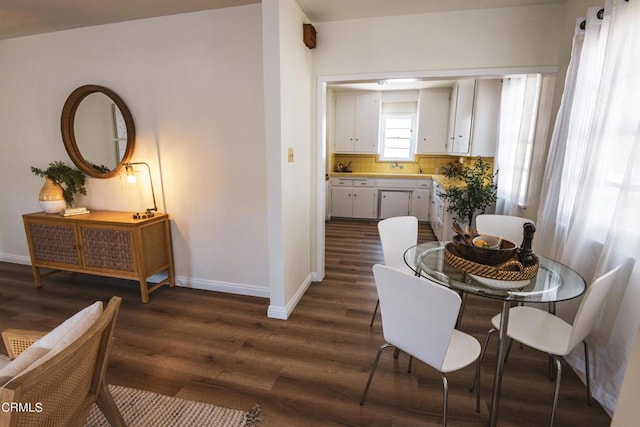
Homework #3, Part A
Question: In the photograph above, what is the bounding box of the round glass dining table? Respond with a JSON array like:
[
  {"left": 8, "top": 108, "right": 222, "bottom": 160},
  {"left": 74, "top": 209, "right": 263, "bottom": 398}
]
[{"left": 404, "top": 241, "right": 586, "bottom": 426}]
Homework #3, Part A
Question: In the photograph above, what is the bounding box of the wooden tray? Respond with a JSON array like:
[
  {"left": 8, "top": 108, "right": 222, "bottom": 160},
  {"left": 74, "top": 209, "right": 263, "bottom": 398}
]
[{"left": 444, "top": 243, "right": 539, "bottom": 281}]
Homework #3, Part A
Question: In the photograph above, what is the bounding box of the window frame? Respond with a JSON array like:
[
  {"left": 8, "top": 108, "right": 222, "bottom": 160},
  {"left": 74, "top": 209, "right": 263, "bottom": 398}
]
[{"left": 378, "top": 112, "right": 417, "bottom": 162}]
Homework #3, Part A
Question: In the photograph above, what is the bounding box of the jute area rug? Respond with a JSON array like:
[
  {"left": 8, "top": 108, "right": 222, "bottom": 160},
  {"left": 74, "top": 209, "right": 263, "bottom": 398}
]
[{"left": 85, "top": 385, "right": 263, "bottom": 427}]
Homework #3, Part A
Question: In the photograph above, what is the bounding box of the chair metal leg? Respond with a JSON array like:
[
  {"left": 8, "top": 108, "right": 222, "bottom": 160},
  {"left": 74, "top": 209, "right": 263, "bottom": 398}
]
[
  {"left": 547, "top": 302, "right": 557, "bottom": 381},
  {"left": 441, "top": 372, "right": 449, "bottom": 427},
  {"left": 475, "top": 348, "right": 482, "bottom": 413},
  {"left": 550, "top": 356, "right": 562, "bottom": 427},
  {"left": 393, "top": 348, "right": 400, "bottom": 359},
  {"left": 360, "top": 343, "right": 393, "bottom": 406},
  {"left": 369, "top": 299, "right": 379, "bottom": 327},
  {"left": 456, "top": 292, "right": 467, "bottom": 328},
  {"left": 470, "top": 327, "right": 497, "bottom": 393},
  {"left": 583, "top": 341, "right": 592, "bottom": 406},
  {"left": 548, "top": 354, "right": 557, "bottom": 380},
  {"left": 504, "top": 337, "right": 514, "bottom": 363}
]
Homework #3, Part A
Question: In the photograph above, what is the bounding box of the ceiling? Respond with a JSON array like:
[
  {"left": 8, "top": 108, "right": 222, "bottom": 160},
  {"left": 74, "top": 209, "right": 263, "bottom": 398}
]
[
  {"left": 1, "top": 0, "right": 567, "bottom": 41},
  {"left": 0, "top": 0, "right": 259, "bottom": 40}
]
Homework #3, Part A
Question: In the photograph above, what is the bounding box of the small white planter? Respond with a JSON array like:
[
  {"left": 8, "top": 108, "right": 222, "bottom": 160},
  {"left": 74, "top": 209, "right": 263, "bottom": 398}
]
[{"left": 39, "top": 200, "right": 66, "bottom": 214}]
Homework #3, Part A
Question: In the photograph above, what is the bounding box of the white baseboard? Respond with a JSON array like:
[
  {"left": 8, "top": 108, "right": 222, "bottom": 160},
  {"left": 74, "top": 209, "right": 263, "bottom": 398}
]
[
  {"left": 0, "top": 255, "right": 271, "bottom": 299},
  {"left": 267, "top": 273, "right": 312, "bottom": 320},
  {"left": 267, "top": 305, "right": 288, "bottom": 320},
  {"left": 176, "top": 276, "right": 270, "bottom": 299},
  {"left": 0, "top": 254, "right": 31, "bottom": 265},
  {"left": 311, "top": 271, "right": 324, "bottom": 282},
  {"left": 1, "top": 256, "right": 296, "bottom": 314}
]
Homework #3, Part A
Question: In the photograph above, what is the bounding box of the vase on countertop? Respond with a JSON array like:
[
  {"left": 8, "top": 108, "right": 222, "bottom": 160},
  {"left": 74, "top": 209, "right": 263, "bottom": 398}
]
[{"left": 38, "top": 177, "right": 66, "bottom": 213}]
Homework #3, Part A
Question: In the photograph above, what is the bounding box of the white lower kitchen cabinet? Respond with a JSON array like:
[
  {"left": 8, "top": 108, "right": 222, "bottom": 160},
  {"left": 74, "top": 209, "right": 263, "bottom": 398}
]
[
  {"left": 412, "top": 189, "right": 431, "bottom": 222},
  {"left": 330, "top": 178, "right": 377, "bottom": 219},
  {"left": 431, "top": 181, "right": 455, "bottom": 241},
  {"left": 379, "top": 191, "right": 412, "bottom": 219},
  {"left": 413, "top": 180, "right": 432, "bottom": 222},
  {"left": 330, "top": 177, "right": 433, "bottom": 221},
  {"left": 331, "top": 186, "right": 354, "bottom": 218},
  {"left": 352, "top": 188, "right": 377, "bottom": 218}
]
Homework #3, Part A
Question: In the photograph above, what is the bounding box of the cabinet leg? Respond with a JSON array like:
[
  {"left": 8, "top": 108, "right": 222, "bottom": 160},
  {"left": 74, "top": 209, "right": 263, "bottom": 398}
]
[
  {"left": 32, "top": 266, "right": 42, "bottom": 288},
  {"left": 168, "top": 266, "right": 176, "bottom": 288},
  {"left": 139, "top": 278, "right": 150, "bottom": 304}
]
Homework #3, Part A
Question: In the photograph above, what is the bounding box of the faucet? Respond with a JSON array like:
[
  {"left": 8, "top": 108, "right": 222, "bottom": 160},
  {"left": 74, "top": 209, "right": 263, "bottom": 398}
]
[{"left": 390, "top": 162, "right": 404, "bottom": 169}]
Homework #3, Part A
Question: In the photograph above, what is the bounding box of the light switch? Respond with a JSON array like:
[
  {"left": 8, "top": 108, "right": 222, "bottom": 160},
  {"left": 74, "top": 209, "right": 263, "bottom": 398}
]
[{"left": 288, "top": 147, "right": 294, "bottom": 163}]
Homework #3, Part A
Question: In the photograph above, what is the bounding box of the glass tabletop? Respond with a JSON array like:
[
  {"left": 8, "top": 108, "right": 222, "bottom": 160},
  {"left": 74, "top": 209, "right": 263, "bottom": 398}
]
[{"left": 404, "top": 242, "right": 586, "bottom": 303}]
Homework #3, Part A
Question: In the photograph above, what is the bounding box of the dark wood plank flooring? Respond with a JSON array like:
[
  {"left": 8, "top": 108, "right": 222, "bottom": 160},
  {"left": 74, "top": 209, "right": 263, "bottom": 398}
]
[{"left": 0, "top": 219, "right": 611, "bottom": 426}]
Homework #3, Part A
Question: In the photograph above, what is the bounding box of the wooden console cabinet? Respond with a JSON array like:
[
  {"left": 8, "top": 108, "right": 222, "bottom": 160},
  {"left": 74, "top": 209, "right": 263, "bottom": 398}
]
[{"left": 22, "top": 211, "right": 175, "bottom": 303}]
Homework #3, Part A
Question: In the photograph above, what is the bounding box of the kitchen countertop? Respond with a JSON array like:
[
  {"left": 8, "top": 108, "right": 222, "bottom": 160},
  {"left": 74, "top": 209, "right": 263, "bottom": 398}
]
[
  {"left": 431, "top": 174, "right": 465, "bottom": 188},
  {"left": 330, "top": 172, "right": 433, "bottom": 179},
  {"left": 329, "top": 172, "right": 465, "bottom": 188}
]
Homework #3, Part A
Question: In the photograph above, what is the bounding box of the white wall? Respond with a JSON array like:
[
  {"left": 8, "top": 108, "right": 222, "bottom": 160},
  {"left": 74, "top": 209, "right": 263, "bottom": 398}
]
[
  {"left": 0, "top": 5, "right": 271, "bottom": 297},
  {"left": 263, "top": 0, "right": 313, "bottom": 319},
  {"left": 313, "top": 4, "right": 565, "bottom": 76}
]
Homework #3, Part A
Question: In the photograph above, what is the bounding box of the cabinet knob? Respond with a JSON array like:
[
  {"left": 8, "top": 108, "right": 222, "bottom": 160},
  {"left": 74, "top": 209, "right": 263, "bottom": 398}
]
[{"left": 354, "top": 194, "right": 357, "bottom": 197}]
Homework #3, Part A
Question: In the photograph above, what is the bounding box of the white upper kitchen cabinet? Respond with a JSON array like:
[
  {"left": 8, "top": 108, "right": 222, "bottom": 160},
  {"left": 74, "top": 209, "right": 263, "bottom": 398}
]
[
  {"left": 334, "top": 92, "right": 381, "bottom": 153},
  {"left": 416, "top": 88, "right": 451, "bottom": 154},
  {"left": 469, "top": 79, "right": 502, "bottom": 157},
  {"left": 448, "top": 79, "right": 476, "bottom": 154}
]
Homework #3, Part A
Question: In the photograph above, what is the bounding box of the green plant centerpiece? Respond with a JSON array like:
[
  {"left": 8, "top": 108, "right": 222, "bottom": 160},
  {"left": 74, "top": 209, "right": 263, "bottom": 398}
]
[
  {"left": 439, "top": 158, "right": 497, "bottom": 227},
  {"left": 31, "top": 161, "right": 87, "bottom": 207}
]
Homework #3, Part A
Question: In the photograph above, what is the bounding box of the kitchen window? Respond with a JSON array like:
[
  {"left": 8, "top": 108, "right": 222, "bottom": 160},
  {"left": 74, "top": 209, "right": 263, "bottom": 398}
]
[{"left": 379, "top": 101, "right": 417, "bottom": 161}]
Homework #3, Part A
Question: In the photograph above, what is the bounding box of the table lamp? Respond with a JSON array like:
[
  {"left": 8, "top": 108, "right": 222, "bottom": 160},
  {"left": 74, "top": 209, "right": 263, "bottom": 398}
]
[{"left": 124, "top": 162, "right": 157, "bottom": 219}]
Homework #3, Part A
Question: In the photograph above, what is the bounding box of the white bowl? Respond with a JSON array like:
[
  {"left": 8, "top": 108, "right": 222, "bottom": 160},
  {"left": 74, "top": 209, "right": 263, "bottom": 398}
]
[
  {"left": 470, "top": 274, "right": 531, "bottom": 289},
  {"left": 472, "top": 235, "right": 501, "bottom": 249},
  {"left": 39, "top": 200, "right": 66, "bottom": 214}
]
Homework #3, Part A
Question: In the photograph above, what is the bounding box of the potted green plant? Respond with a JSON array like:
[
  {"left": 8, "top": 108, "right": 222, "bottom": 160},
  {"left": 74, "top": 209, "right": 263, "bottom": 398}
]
[
  {"left": 439, "top": 158, "right": 497, "bottom": 227},
  {"left": 31, "top": 161, "right": 87, "bottom": 211}
]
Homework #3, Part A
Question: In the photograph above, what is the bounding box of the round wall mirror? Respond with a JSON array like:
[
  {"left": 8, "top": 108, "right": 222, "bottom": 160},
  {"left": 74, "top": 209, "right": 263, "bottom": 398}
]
[{"left": 61, "top": 85, "right": 135, "bottom": 178}]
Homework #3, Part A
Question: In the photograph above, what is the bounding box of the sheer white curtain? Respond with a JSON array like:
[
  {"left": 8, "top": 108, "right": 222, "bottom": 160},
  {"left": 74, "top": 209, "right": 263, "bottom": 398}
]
[
  {"left": 537, "top": 7, "right": 609, "bottom": 259},
  {"left": 536, "top": 0, "right": 640, "bottom": 414},
  {"left": 495, "top": 74, "right": 554, "bottom": 217}
]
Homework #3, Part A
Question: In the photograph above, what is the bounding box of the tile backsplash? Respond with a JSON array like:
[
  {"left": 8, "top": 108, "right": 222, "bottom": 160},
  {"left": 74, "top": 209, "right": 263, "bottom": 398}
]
[{"left": 332, "top": 154, "right": 494, "bottom": 175}]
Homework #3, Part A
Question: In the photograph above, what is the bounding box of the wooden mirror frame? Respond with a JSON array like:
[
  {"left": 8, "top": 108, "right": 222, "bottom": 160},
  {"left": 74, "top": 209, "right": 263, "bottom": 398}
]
[{"left": 61, "top": 85, "right": 136, "bottom": 178}]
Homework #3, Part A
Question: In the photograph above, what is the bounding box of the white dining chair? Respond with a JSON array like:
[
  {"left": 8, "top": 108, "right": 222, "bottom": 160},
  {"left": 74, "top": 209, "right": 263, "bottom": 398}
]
[
  {"left": 471, "top": 264, "right": 623, "bottom": 426},
  {"left": 361, "top": 265, "right": 481, "bottom": 426},
  {"left": 475, "top": 214, "right": 534, "bottom": 247},
  {"left": 370, "top": 216, "right": 418, "bottom": 326}
]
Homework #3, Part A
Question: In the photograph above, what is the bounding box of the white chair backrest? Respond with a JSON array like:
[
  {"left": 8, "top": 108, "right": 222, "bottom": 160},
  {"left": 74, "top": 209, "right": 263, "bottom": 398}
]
[
  {"left": 568, "top": 265, "right": 623, "bottom": 352},
  {"left": 476, "top": 214, "right": 533, "bottom": 247},
  {"left": 372, "top": 264, "right": 461, "bottom": 371},
  {"left": 377, "top": 216, "right": 418, "bottom": 271}
]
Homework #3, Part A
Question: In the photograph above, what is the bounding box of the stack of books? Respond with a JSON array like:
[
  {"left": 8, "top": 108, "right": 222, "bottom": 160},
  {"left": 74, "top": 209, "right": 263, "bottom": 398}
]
[{"left": 60, "top": 207, "right": 90, "bottom": 217}]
